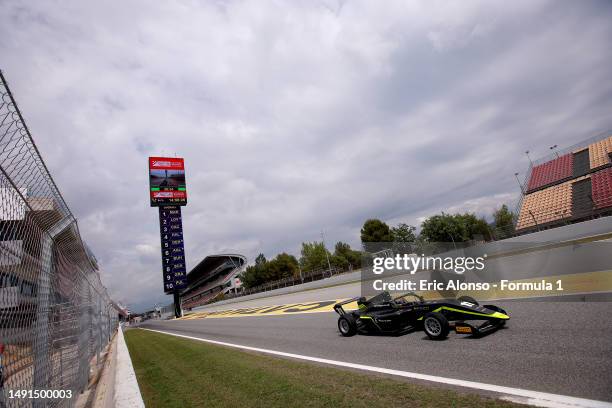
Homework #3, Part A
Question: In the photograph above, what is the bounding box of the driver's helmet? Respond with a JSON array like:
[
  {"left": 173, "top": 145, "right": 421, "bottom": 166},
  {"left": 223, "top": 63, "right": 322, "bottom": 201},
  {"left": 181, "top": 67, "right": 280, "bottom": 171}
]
[
  {"left": 368, "top": 291, "right": 392, "bottom": 305},
  {"left": 358, "top": 291, "right": 393, "bottom": 310},
  {"left": 357, "top": 297, "right": 368, "bottom": 310}
]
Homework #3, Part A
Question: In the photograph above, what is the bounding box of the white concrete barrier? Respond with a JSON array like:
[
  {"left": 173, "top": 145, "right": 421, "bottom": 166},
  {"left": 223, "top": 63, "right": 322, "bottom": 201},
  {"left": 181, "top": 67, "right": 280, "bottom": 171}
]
[{"left": 114, "top": 326, "right": 145, "bottom": 408}]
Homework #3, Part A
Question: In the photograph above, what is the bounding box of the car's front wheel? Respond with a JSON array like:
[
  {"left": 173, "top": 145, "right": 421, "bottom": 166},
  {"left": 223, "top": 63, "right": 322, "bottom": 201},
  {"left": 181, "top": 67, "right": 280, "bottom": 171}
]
[
  {"left": 338, "top": 315, "right": 357, "bottom": 337},
  {"left": 423, "top": 312, "right": 450, "bottom": 340}
]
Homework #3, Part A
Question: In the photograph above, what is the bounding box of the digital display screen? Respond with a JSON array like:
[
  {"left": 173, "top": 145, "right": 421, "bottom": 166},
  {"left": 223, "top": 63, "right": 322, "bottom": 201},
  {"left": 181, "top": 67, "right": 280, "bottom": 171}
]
[{"left": 149, "top": 157, "right": 187, "bottom": 207}]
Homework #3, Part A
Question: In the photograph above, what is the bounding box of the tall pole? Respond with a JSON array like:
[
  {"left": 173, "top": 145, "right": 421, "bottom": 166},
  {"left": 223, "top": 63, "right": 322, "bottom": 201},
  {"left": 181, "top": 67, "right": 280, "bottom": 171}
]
[
  {"left": 448, "top": 230, "right": 457, "bottom": 250},
  {"left": 528, "top": 210, "right": 540, "bottom": 231},
  {"left": 525, "top": 150, "right": 533, "bottom": 166},
  {"left": 514, "top": 172, "right": 525, "bottom": 194},
  {"left": 321, "top": 230, "right": 333, "bottom": 277},
  {"left": 173, "top": 290, "right": 182, "bottom": 318},
  {"left": 550, "top": 144, "right": 559, "bottom": 159}
]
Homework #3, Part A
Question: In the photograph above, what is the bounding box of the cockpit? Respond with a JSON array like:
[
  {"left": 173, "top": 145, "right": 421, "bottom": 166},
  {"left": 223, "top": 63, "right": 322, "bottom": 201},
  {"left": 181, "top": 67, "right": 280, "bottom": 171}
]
[{"left": 357, "top": 291, "right": 424, "bottom": 310}]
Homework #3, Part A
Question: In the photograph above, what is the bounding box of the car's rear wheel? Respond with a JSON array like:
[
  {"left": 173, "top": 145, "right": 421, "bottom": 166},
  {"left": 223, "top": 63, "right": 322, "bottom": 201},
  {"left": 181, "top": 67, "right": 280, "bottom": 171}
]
[
  {"left": 338, "top": 315, "right": 357, "bottom": 337},
  {"left": 423, "top": 312, "right": 450, "bottom": 340},
  {"left": 457, "top": 295, "right": 479, "bottom": 306}
]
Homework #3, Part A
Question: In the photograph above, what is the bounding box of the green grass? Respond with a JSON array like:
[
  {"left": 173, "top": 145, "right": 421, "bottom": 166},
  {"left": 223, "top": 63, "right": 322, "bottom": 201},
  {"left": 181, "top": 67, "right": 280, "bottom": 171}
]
[{"left": 124, "top": 329, "right": 521, "bottom": 408}]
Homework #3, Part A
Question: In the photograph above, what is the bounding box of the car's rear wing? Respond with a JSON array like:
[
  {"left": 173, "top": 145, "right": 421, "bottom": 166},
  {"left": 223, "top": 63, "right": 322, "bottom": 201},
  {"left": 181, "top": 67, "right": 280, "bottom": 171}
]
[{"left": 333, "top": 297, "right": 360, "bottom": 315}]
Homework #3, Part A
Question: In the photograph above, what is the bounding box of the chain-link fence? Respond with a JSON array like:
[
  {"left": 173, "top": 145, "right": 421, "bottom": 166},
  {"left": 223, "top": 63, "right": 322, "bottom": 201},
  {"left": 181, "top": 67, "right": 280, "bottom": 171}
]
[{"left": 0, "top": 71, "right": 122, "bottom": 407}]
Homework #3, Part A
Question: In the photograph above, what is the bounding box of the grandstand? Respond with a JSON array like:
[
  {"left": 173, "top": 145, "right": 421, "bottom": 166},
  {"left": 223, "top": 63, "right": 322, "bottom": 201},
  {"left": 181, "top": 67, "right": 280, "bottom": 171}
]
[
  {"left": 516, "top": 134, "right": 612, "bottom": 232},
  {"left": 180, "top": 254, "right": 246, "bottom": 310}
]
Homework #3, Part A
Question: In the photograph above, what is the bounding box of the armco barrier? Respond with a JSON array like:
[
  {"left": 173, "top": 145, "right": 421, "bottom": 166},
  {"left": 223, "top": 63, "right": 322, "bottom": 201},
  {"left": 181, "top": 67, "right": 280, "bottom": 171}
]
[{"left": 0, "top": 71, "right": 122, "bottom": 407}]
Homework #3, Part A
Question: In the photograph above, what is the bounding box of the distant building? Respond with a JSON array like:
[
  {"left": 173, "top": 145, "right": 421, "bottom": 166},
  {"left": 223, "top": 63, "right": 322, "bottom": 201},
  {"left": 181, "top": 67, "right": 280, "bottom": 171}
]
[{"left": 181, "top": 254, "right": 246, "bottom": 310}]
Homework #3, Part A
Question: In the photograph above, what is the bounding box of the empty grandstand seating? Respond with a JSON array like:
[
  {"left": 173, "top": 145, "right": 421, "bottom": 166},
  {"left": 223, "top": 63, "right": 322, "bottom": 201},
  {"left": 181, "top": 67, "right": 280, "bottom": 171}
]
[
  {"left": 517, "top": 135, "right": 612, "bottom": 232},
  {"left": 591, "top": 167, "right": 612, "bottom": 210},
  {"left": 517, "top": 180, "right": 573, "bottom": 230},
  {"left": 526, "top": 153, "right": 573, "bottom": 191},
  {"left": 182, "top": 288, "right": 223, "bottom": 309},
  {"left": 589, "top": 136, "right": 612, "bottom": 169},
  {"left": 588, "top": 136, "right": 612, "bottom": 169},
  {"left": 180, "top": 254, "right": 246, "bottom": 310}
]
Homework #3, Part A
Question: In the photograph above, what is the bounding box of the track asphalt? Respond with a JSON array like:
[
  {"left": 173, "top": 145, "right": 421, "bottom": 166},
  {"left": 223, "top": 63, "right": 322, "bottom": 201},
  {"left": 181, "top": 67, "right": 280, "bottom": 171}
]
[{"left": 141, "top": 300, "right": 612, "bottom": 402}]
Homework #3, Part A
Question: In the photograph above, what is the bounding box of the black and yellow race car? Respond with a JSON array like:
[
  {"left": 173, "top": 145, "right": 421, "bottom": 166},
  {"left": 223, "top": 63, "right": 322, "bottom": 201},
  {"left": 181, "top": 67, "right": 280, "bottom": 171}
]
[{"left": 333, "top": 291, "right": 509, "bottom": 340}]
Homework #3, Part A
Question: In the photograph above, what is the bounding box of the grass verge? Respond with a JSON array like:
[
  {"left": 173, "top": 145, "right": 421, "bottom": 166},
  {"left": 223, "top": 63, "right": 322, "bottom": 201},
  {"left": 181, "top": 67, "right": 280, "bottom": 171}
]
[{"left": 124, "top": 329, "right": 521, "bottom": 408}]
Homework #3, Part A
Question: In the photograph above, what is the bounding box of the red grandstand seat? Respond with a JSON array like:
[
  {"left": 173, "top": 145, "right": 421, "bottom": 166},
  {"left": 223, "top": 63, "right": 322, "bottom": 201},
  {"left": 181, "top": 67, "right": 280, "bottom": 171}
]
[
  {"left": 591, "top": 167, "right": 612, "bottom": 210},
  {"left": 527, "top": 154, "right": 573, "bottom": 191}
]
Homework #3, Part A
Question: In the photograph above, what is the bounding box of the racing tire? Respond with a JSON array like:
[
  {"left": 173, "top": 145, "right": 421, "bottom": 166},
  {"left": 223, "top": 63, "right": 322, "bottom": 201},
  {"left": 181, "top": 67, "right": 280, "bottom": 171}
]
[
  {"left": 457, "top": 295, "right": 479, "bottom": 306},
  {"left": 423, "top": 312, "right": 450, "bottom": 340},
  {"left": 338, "top": 315, "right": 358, "bottom": 337}
]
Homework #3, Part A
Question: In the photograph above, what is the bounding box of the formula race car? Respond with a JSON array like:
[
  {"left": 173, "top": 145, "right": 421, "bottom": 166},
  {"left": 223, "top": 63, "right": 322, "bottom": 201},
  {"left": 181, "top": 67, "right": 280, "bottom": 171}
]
[{"left": 333, "top": 291, "right": 509, "bottom": 340}]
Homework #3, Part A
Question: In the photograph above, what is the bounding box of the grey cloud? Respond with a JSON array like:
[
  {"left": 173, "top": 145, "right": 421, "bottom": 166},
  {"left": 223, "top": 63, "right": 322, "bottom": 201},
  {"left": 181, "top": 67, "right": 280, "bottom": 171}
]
[{"left": 1, "top": 0, "right": 611, "bottom": 311}]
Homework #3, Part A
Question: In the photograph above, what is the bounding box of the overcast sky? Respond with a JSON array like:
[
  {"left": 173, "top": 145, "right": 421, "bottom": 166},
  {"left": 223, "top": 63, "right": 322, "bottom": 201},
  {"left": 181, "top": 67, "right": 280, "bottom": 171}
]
[{"left": 1, "top": 0, "right": 611, "bottom": 312}]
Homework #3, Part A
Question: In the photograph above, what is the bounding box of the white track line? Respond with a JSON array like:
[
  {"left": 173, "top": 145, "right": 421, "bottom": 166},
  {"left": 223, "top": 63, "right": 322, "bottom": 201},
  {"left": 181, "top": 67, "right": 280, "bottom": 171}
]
[{"left": 142, "top": 328, "right": 611, "bottom": 408}]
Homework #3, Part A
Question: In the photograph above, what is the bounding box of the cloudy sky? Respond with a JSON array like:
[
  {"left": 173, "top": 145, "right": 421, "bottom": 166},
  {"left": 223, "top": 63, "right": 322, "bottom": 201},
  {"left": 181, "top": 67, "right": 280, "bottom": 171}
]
[{"left": 1, "top": 0, "right": 611, "bottom": 311}]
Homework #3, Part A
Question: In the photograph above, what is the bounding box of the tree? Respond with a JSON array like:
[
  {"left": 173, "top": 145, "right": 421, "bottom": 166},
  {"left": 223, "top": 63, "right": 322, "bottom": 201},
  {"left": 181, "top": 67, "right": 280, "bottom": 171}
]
[
  {"left": 239, "top": 264, "right": 264, "bottom": 288},
  {"left": 330, "top": 254, "right": 349, "bottom": 270},
  {"left": 300, "top": 241, "right": 331, "bottom": 272},
  {"left": 255, "top": 253, "right": 267, "bottom": 266},
  {"left": 273, "top": 253, "right": 300, "bottom": 279},
  {"left": 391, "top": 223, "right": 416, "bottom": 242},
  {"left": 457, "top": 213, "right": 492, "bottom": 241},
  {"left": 239, "top": 252, "right": 299, "bottom": 288},
  {"left": 360, "top": 219, "right": 393, "bottom": 244},
  {"left": 334, "top": 241, "right": 362, "bottom": 269},
  {"left": 492, "top": 204, "right": 515, "bottom": 239},
  {"left": 334, "top": 241, "right": 352, "bottom": 256},
  {"left": 420, "top": 213, "right": 466, "bottom": 243},
  {"left": 391, "top": 223, "right": 417, "bottom": 254},
  {"left": 420, "top": 212, "right": 492, "bottom": 243}
]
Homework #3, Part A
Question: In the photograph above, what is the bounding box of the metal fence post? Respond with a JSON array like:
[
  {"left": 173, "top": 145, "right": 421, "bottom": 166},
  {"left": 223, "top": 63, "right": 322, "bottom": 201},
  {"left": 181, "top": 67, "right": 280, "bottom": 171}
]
[
  {"left": 32, "top": 215, "right": 75, "bottom": 407},
  {"left": 77, "top": 276, "right": 89, "bottom": 393},
  {"left": 88, "top": 284, "right": 93, "bottom": 361},
  {"left": 97, "top": 296, "right": 102, "bottom": 363}
]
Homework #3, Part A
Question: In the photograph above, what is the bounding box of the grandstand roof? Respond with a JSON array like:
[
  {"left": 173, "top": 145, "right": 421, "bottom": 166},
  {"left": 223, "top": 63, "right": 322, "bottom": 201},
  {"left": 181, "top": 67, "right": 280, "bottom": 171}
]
[{"left": 184, "top": 253, "right": 246, "bottom": 293}]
